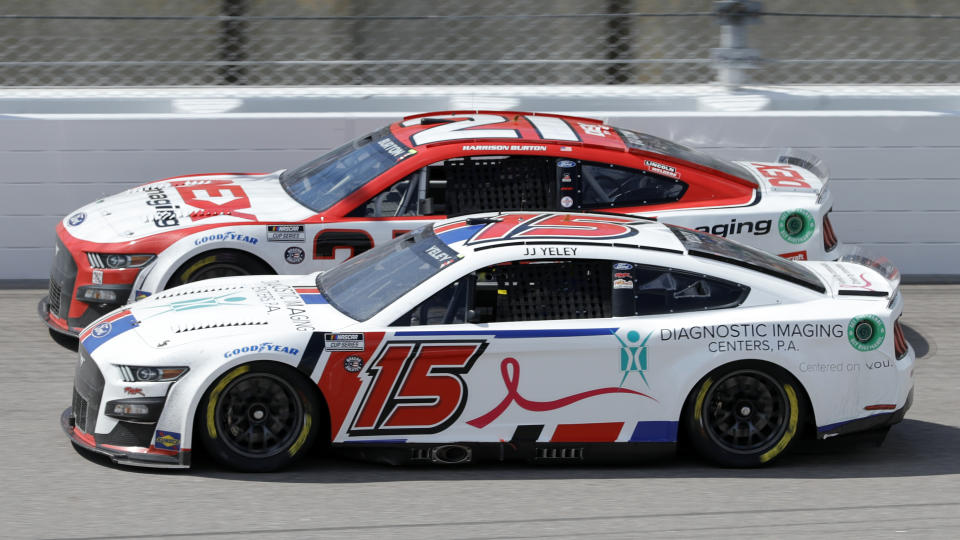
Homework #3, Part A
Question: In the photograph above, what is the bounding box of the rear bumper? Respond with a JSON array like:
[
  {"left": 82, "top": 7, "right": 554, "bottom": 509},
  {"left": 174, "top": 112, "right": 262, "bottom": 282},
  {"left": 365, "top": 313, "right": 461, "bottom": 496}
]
[
  {"left": 817, "top": 388, "right": 913, "bottom": 439},
  {"left": 61, "top": 407, "right": 190, "bottom": 469}
]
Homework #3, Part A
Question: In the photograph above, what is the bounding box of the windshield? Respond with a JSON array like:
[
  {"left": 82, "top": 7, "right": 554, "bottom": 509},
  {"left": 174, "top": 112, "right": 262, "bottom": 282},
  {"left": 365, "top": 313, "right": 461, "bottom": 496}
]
[
  {"left": 280, "top": 127, "right": 415, "bottom": 212},
  {"left": 616, "top": 128, "right": 755, "bottom": 185},
  {"left": 317, "top": 227, "right": 461, "bottom": 321},
  {"left": 669, "top": 226, "right": 825, "bottom": 293}
]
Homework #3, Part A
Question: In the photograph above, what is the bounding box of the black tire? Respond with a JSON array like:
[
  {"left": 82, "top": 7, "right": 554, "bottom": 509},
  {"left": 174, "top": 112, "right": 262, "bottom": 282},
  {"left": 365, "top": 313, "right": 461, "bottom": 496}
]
[
  {"left": 198, "top": 362, "right": 323, "bottom": 472},
  {"left": 685, "top": 362, "right": 803, "bottom": 467},
  {"left": 167, "top": 250, "right": 272, "bottom": 288}
]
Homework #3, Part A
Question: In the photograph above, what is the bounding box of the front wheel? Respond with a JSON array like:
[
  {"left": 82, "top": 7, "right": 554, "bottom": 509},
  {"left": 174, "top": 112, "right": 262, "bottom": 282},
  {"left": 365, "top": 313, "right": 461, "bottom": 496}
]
[
  {"left": 198, "top": 362, "right": 323, "bottom": 472},
  {"left": 685, "top": 363, "right": 803, "bottom": 467},
  {"left": 168, "top": 250, "right": 272, "bottom": 288}
]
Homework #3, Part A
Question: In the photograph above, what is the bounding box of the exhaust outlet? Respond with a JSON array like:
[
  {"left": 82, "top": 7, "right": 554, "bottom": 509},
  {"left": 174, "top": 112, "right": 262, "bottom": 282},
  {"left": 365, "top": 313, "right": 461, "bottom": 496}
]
[{"left": 431, "top": 444, "right": 472, "bottom": 465}]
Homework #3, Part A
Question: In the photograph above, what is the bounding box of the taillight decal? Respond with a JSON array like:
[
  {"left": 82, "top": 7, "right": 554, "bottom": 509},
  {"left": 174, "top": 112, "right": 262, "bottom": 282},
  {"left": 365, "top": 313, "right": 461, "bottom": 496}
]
[
  {"left": 894, "top": 319, "right": 909, "bottom": 360},
  {"left": 823, "top": 214, "right": 839, "bottom": 252}
]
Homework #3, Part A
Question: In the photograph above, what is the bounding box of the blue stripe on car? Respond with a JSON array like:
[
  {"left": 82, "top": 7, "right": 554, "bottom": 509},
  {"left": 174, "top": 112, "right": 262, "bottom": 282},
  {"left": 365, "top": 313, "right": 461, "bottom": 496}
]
[
  {"left": 81, "top": 314, "right": 138, "bottom": 354},
  {"left": 629, "top": 421, "right": 678, "bottom": 442},
  {"left": 437, "top": 224, "right": 484, "bottom": 245},
  {"left": 394, "top": 328, "right": 617, "bottom": 338}
]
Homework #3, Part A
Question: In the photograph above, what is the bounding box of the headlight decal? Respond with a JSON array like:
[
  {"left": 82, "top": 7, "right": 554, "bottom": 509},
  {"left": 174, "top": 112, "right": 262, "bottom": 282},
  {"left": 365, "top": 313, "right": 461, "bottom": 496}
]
[
  {"left": 87, "top": 253, "right": 156, "bottom": 269},
  {"left": 117, "top": 365, "right": 189, "bottom": 383}
]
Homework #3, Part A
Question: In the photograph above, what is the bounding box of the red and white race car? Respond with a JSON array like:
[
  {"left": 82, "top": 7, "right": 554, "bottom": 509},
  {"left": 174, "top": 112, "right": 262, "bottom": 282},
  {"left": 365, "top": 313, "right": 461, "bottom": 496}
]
[{"left": 41, "top": 111, "right": 842, "bottom": 336}]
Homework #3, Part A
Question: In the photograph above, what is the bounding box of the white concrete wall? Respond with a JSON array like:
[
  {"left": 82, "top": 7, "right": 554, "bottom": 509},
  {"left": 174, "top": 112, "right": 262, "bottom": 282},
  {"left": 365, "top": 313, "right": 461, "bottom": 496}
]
[{"left": 2, "top": 87, "right": 958, "bottom": 280}]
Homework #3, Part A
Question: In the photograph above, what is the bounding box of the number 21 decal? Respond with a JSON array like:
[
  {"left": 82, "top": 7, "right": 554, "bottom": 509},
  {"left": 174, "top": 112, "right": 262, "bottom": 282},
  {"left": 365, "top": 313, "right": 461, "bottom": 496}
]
[
  {"left": 348, "top": 340, "right": 487, "bottom": 436},
  {"left": 402, "top": 114, "right": 519, "bottom": 145},
  {"left": 401, "top": 114, "right": 580, "bottom": 145}
]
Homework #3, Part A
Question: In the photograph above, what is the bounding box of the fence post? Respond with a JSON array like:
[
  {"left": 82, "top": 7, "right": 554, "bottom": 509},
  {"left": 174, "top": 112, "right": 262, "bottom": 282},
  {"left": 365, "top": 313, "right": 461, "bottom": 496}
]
[
  {"left": 605, "top": 0, "right": 631, "bottom": 84},
  {"left": 710, "top": 0, "right": 762, "bottom": 88},
  {"left": 219, "top": 0, "right": 249, "bottom": 85}
]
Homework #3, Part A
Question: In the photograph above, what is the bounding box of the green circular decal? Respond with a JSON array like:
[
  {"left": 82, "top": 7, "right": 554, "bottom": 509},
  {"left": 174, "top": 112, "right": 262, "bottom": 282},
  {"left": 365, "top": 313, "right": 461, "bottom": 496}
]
[
  {"left": 847, "top": 314, "right": 885, "bottom": 352},
  {"left": 778, "top": 209, "right": 815, "bottom": 244}
]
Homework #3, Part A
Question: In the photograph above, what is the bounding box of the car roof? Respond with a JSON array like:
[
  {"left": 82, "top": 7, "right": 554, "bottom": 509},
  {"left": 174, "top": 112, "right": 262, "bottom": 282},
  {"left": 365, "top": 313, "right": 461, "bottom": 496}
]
[
  {"left": 386, "top": 110, "right": 757, "bottom": 190},
  {"left": 431, "top": 211, "right": 686, "bottom": 255},
  {"left": 393, "top": 110, "right": 626, "bottom": 151}
]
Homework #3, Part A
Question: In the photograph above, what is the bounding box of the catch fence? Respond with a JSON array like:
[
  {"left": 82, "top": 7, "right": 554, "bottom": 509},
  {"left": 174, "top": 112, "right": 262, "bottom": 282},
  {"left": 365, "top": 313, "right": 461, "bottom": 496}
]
[{"left": 0, "top": 0, "right": 958, "bottom": 87}]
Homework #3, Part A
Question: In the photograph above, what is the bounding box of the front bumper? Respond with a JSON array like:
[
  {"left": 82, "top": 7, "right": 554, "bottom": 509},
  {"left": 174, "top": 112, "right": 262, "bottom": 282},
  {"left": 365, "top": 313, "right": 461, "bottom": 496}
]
[
  {"left": 62, "top": 407, "right": 190, "bottom": 469},
  {"left": 39, "top": 296, "right": 77, "bottom": 337},
  {"left": 42, "top": 233, "right": 138, "bottom": 337},
  {"left": 41, "top": 293, "right": 130, "bottom": 337}
]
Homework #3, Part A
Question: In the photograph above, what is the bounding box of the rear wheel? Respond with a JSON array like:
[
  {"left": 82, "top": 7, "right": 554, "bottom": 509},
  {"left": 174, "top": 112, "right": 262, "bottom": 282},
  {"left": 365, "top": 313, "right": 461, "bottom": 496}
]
[
  {"left": 198, "top": 363, "right": 322, "bottom": 472},
  {"left": 685, "top": 363, "right": 802, "bottom": 467},
  {"left": 167, "top": 251, "right": 272, "bottom": 288}
]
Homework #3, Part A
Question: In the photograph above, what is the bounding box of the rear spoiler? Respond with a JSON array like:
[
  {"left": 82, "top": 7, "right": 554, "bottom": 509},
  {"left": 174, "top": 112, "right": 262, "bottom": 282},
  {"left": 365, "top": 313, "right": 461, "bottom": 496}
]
[
  {"left": 777, "top": 148, "right": 830, "bottom": 203},
  {"left": 837, "top": 246, "right": 902, "bottom": 305}
]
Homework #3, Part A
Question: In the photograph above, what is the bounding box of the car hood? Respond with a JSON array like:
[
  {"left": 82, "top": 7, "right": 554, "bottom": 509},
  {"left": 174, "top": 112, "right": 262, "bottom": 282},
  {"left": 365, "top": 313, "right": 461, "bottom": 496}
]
[
  {"left": 62, "top": 172, "right": 315, "bottom": 243},
  {"left": 124, "top": 274, "right": 356, "bottom": 348}
]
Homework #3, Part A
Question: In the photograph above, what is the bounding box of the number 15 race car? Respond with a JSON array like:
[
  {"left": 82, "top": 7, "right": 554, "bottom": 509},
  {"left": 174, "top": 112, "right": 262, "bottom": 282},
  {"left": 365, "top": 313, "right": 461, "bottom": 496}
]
[
  {"left": 42, "top": 110, "right": 842, "bottom": 337},
  {"left": 63, "top": 212, "right": 909, "bottom": 472}
]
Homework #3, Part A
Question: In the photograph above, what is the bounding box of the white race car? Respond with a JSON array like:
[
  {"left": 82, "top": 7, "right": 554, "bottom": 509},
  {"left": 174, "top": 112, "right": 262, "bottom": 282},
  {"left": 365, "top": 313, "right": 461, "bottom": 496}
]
[{"left": 63, "top": 212, "right": 910, "bottom": 471}]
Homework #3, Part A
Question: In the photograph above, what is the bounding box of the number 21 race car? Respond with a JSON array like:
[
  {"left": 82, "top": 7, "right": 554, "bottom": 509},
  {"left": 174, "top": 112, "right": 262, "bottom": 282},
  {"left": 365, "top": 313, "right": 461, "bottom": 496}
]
[
  {"left": 63, "top": 212, "right": 909, "bottom": 472},
  {"left": 42, "top": 111, "right": 842, "bottom": 337}
]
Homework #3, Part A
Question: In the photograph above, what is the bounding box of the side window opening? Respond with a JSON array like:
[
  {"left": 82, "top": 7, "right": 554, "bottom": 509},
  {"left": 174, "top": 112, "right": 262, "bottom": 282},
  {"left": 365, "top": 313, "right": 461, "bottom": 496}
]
[
  {"left": 392, "top": 259, "right": 612, "bottom": 326},
  {"left": 674, "top": 279, "right": 710, "bottom": 298},
  {"left": 348, "top": 172, "right": 417, "bottom": 218},
  {"left": 488, "top": 259, "right": 610, "bottom": 322},
  {"left": 352, "top": 155, "right": 561, "bottom": 218},
  {"left": 443, "top": 156, "right": 556, "bottom": 216},
  {"left": 392, "top": 259, "right": 749, "bottom": 326},
  {"left": 622, "top": 266, "right": 747, "bottom": 316},
  {"left": 581, "top": 162, "right": 687, "bottom": 208},
  {"left": 392, "top": 276, "right": 473, "bottom": 326}
]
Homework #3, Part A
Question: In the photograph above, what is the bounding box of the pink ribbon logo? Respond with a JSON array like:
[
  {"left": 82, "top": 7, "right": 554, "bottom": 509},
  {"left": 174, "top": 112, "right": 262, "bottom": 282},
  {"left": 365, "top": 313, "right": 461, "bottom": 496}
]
[{"left": 466, "top": 357, "right": 657, "bottom": 429}]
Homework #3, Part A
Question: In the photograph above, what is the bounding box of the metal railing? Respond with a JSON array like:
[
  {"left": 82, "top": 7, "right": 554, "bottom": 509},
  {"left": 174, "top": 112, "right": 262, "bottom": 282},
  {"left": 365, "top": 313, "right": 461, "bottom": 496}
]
[{"left": 0, "top": 0, "right": 957, "bottom": 87}]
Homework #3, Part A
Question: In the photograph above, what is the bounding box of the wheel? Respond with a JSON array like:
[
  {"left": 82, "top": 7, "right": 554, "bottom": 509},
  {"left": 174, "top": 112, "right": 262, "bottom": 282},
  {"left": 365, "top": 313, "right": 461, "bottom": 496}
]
[
  {"left": 167, "top": 250, "right": 272, "bottom": 288},
  {"left": 198, "top": 362, "right": 323, "bottom": 472},
  {"left": 685, "top": 363, "right": 803, "bottom": 467}
]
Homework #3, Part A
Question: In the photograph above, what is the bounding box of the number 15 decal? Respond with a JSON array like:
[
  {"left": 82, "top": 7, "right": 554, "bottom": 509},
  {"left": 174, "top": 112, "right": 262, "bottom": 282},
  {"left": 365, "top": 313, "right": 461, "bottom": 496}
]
[
  {"left": 348, "top": 340, "right": 488, "bottom": 436},
  {"left": 467, "top": 213, "right": 650, "bottom": 245}
]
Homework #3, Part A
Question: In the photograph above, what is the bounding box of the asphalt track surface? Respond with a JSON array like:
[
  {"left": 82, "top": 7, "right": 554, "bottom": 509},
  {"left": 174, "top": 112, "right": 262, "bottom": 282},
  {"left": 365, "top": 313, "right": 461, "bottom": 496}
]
[{"left": 2, "top": 286, "right": 958, "bottom": 540}]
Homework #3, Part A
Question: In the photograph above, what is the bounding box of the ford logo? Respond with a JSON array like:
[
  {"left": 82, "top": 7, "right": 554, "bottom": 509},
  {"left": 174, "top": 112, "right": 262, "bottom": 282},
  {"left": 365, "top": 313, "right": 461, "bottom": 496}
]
[
  {"left": 92, "top": 322, "right": 112, "bottom": 338},
  {"left": 68, "top": 212, "right": 86, "bottom": 227}
]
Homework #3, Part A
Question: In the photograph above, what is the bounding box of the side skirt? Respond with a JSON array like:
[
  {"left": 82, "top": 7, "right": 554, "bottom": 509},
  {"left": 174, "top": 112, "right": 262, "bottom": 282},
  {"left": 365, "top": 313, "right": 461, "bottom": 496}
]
[{"left": 331, "top": 441, "right": 676, "bottom": 466}]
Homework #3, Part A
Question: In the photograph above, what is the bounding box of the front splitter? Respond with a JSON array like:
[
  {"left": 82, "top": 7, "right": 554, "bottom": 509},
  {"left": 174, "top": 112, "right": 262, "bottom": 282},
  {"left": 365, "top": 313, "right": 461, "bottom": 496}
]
[{"left": 61, "top": 407, "right": 189, "bottom": 469}]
